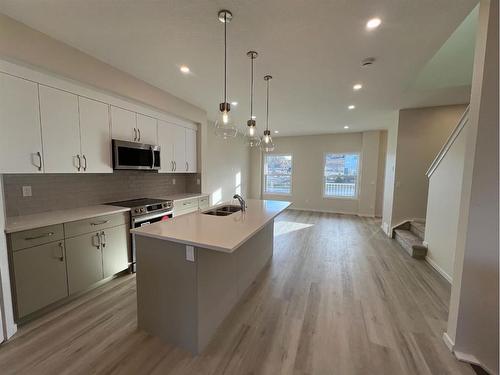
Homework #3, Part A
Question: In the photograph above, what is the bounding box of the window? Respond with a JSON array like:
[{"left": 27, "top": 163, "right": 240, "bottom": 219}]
[
  {"left": 323, "top": 153, "right": 359, "bottom": 198},
  {"left": 263, "top": 154, "right": 292, "bottom": 195}
]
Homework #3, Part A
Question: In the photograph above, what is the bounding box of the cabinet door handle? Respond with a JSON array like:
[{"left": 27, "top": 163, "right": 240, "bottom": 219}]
[
  {"left": 174, "top": 161, "right": 177, "bottom": 171},
  {"left": 133, "top": 128, "right": 137, "bottom": 141},
  {"left": 100, "top": 231, "right": 106, "bottom": 248},
  {"left": 186, "top": 161, "right": 188, "bottom": 171},
  {"left": 58, "top": 242, "right": 64, "bottom": 262},
  {"left": 171, "top": 161, "right": 174, "bottom": 171},
  {"left": 90, "top": 220, "right": 109, "bottom": 226},
  {"left": 76, "top": 154, "right": 81, "bottom": 171},
  {"left": 137, "top": 128, "right": 141, "bottom": 142},
  {"left": 25, "top": 232, "right": 54, "bottom": 241},
  {"left": 35, "top": 151, "right": 42, "bottom": 171},
  {"left": 92, "top": 233, "right": 101, "bottom": 248},
  {"left": 82, "top": 154, "right": 87, "bottom": 171}
]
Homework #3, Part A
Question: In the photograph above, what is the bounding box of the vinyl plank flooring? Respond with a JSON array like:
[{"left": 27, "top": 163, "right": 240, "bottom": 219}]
[{"left": 0, "top": 210, "right": 474, "bottom": 375}]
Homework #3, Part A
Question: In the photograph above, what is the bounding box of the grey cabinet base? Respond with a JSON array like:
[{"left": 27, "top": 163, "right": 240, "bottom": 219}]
[{"left": 136, "top": 221, "right": 274, "bottom": 354}]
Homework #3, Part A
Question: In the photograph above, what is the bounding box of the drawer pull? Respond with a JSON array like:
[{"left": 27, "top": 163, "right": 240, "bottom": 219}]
[
  {"left": 58, "top": 242, "right": 64, "bottom": 262},
  {"left": 25, "top": 232, "right": 54, "bottom": 241},
  {"left": 90, "top": 220, "right": 110, "bottom": 226}
]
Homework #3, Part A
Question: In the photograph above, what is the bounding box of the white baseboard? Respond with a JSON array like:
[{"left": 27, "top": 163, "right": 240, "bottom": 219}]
[
  {"left": 287, "top": 207, "right": 360, "bottom": 216},
  {"left": 425, "top": 256, "right": 452, "bottom": 283},
  {"left": 442, "top": 332, "right": 454, "bottom": 352}
]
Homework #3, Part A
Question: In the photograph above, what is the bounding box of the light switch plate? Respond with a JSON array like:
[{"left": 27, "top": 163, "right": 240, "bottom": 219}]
[
  {"left": 197, "top": 178, "right": 201, "bottom": 185},
  {"left": 172, "top": 178, "right": 176, "bottom": 185},
  {"left": 22, "top": 186, "right": 32, "bottom": 197},
  {"left": 186, "top": 245, "right": 195, "bottom": 262}
]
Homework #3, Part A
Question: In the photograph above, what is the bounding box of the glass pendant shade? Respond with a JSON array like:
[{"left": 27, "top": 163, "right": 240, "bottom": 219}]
[
  {"left": 215, "top": 110, "right": 238, "bottom": 139},
  {"left": 260, "top": 129, "right": 274, "bottom": 152},
  {"left": 247, "top": 135, "right": 261, "bottom": 147}
]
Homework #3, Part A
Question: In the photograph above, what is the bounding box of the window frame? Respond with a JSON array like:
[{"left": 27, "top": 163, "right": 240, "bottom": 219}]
[
  {"left": 262, "top": 153, "right": 293, "bottom": 196},
  {"left": 322, "top": 152, "right": 360, "bottom": 200}
]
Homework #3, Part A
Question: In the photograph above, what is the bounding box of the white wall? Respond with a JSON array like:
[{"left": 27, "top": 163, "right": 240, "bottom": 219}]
[
  {"left": 391, "top": 104, "right": 468, "bottom": 228},
  {"left": 447, "top": 1, "right": 498, "bottom": 373},
  {"left": 424, "top": 120, "right": 468, "bottom": 282},
  {"left": 252, "top": 131, "right": 386, "bottom": 216},
  {"left": 204, "top": 123, "right": 251, "bottom": 205},
  {"left": 375, "top": 131, "right": 388, "bottom": 217},
  {"left": 381, "top": 121, "right": 399, "bottom": 235}
]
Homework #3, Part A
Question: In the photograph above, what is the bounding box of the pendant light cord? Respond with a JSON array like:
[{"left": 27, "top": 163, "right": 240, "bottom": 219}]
[
  {"left": 224, "top": 13, "right": 227, "bottom": 104},
  {"left": 250, "top": 56, "right": 254, "bottom": 117},
  {"left": 266, "top": 78, "right": 270, "bottom": 131}
]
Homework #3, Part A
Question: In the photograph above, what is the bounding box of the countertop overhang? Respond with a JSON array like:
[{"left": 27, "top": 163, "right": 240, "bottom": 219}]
[
  {"left": 131, "top": 199, "right": 291, "bottom": 253},
  {"left": 5, "top": 205, "right": 131, "bottom": 233}
]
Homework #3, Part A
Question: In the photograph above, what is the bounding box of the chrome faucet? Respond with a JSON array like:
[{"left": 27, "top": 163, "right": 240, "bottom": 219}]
[{"left": 233, "top": 194, "right": 246, "bottom": 212}]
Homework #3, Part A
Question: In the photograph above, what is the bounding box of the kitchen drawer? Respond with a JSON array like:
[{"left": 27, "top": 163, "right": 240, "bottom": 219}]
[
  {"left": 11, "top": 224, "right": 64, "bottom": 251},
  {"left": 64, "top": 212, "right": 128, "bottom": 238},
  {"left": 198, "top": 196, "right": 209, "bottom": 210},
  {"left": 174, "top": 198, "right": 199, "bottom": 212}
]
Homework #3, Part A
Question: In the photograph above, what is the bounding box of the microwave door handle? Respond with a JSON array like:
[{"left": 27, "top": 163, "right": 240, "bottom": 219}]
[{"left": 151, "top": 147, "right": 155, "bottom": 169}]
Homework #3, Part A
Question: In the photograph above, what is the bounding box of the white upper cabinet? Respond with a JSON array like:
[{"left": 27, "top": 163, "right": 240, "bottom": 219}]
[
  {"left": 0, "top": 73, "right": 43, "bottom": 173},
  {"left": 110, "top": 106, "right": 137, "bottom": 142},
  {"left": 186, "top": 128, "right": 197, "bottom": 173},
  {"left": 39, "top": 86, "right": 81, "bottom": 173},
  {"left": 172, "top": 124, "right": 187, "bottom": 173},
  {"left": 136, "top": 114, "right": 157, "bottom": 144},
  {"left": 78, "top": 97, "right": 112, "bottom": 173},
  {"left": 158, "top": 120, "right": 175, "bottom": 173}
]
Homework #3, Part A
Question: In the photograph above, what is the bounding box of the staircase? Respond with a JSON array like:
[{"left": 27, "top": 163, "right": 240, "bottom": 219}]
[{"left": 393, "top": 221, "right": 427, "bottom": 259}]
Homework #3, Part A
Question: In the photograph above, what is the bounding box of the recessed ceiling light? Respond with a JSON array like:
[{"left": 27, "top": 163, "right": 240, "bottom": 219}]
[
  {"left": 366, "top": 18, "right": 381, "bottom": 30},
  {"left": 251, "top": 115, "right": 256, "bottom": 119},
  {"left": 274, "top": 130, "right": 279, "bottom": 134},
  {"left": 348, "top": 105, "right": 356, "bottom": 110},
  {"left": 353, "top": 83, "right": 363, "bottom": 90},
  {"left": 180, "top": 65, "right": 190, "bottom": 74},
  {"left": 344, "top": 125, "right": 350, "bottom": 129},
  {"left": 231, "top": 101, "right": 238, "bottom": 106}
]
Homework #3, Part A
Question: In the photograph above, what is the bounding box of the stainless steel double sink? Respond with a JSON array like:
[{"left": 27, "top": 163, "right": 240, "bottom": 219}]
[{"left": 202, "top": 205, "right": 242, "bottom": 216}]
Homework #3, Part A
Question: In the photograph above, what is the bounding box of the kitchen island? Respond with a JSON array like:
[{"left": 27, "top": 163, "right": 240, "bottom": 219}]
[{"left": 130, "top": 199, "right": 290, "bottom": 354}]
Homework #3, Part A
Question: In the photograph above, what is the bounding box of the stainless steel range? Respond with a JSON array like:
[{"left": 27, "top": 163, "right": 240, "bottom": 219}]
[{"left": 106, "top": 198, "right": 173, "bottom": 272}]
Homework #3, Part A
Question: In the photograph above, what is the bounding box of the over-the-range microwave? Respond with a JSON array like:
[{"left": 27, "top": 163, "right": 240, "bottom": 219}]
[{"left": 112, "top": 139, "right": 161, "bottom": 171}]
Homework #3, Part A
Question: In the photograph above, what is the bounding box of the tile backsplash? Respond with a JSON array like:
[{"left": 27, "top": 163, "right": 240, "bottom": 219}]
[{"left": 3, "top": 171, "right": 201, "bottom": 217}]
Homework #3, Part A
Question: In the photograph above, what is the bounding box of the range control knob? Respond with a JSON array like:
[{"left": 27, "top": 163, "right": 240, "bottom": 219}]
[{"left": 134, "top": 208, "right": 140, "bottom": 214}]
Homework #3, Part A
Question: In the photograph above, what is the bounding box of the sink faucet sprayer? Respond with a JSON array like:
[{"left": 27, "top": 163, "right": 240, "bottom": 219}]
[{"left": 233, "top": 194, "right": 246, "bottom": 212}]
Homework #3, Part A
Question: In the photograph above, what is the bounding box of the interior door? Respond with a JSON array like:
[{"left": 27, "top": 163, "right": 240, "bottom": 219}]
[
  {"left": 185, "top": 128, "right": 197, "bottom": 173},
  {"left": 39, "top": 85, "right": 81, "bottom": 173},
  {"left": 173, "top": 125, "right": 186, "bottom": 172},
  {"left": 136, "top": 114, "right": 157, "bottom": 144},
  {"left": 79, "top": 97, "right": 112, "bottom": 173},
  {"left": 157, "top": 120, "right": 175, "bottom": 173},
  {"left": 111, "top": 106, "right": 137, "bottom": 142},
  {"left": 0, "top": 73, "right": 43, "bottom": 173}
]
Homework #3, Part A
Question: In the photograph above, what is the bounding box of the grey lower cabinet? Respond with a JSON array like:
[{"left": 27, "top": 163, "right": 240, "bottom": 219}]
[
  {"left": 13, "top": 240, "right": 68, "bottom": 318},
  {"left": 65, "top": 232, "right": 104, "bottom": 295},
  {"left": 8, "top": 212, "right": 130, "bottom": 321},
  {"left": 102, "top": 225, "right": 130, "bottom": 278}
]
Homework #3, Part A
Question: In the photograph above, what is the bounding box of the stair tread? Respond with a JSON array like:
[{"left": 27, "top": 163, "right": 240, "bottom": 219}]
[
  {"left": 394, "top": 229, "right": 424, "bottom": 247},
  {"left": 410, "top": 221, "right": 425, "bottom": 232}
]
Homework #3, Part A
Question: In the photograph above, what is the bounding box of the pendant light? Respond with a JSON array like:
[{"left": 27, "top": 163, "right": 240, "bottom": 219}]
[
  {"left": 215, "top": 10, "right": 237, "bottom": 139},
  {"left": 246, "top": 51, "right": 261, "bottom": 147},
  {"left": 261, "top": 75, "right": 275, "bottom": 152}
]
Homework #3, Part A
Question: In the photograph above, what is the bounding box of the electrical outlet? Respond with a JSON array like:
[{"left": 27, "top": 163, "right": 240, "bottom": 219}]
[
  {"left": 186, "top": 245, "right": 195, "bottom": 262},
  {"left": 197, "top": 178, "right": 201, "bottom": 185},
  {"left": 172, "top": 178, "right": 176, "bottom": 185},
  {"left": 22, "top": 186, "right": 32, "bottom": 197}
]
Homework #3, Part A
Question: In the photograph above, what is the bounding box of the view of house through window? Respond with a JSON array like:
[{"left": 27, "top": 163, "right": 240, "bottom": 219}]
[
  {"left": 323, "top": 153, "right": 359, "bottom": 197},
  {"left": 263, "top": 154, "right": 292, "bottom": 194}
]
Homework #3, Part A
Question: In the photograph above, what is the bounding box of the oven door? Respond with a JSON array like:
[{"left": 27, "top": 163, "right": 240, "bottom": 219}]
[{"left": 113, "top": 139, "right": 161, "bottom": 170}]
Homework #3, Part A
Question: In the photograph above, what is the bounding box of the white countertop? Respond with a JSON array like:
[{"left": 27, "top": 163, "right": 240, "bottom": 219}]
[
  {"left": 131, "top": 199, "right": 291, "bottom": 253},
  {"left": 160, "top": 193, "right": 209, "bottom": 202},
  {"left": 5, "top": 205, "right": 131, "bottom": 234}
]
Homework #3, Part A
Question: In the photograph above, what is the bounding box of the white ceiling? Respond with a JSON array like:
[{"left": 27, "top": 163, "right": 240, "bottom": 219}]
[{"left": 0, "top": 0, "right": 478, "bottom": 136}]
